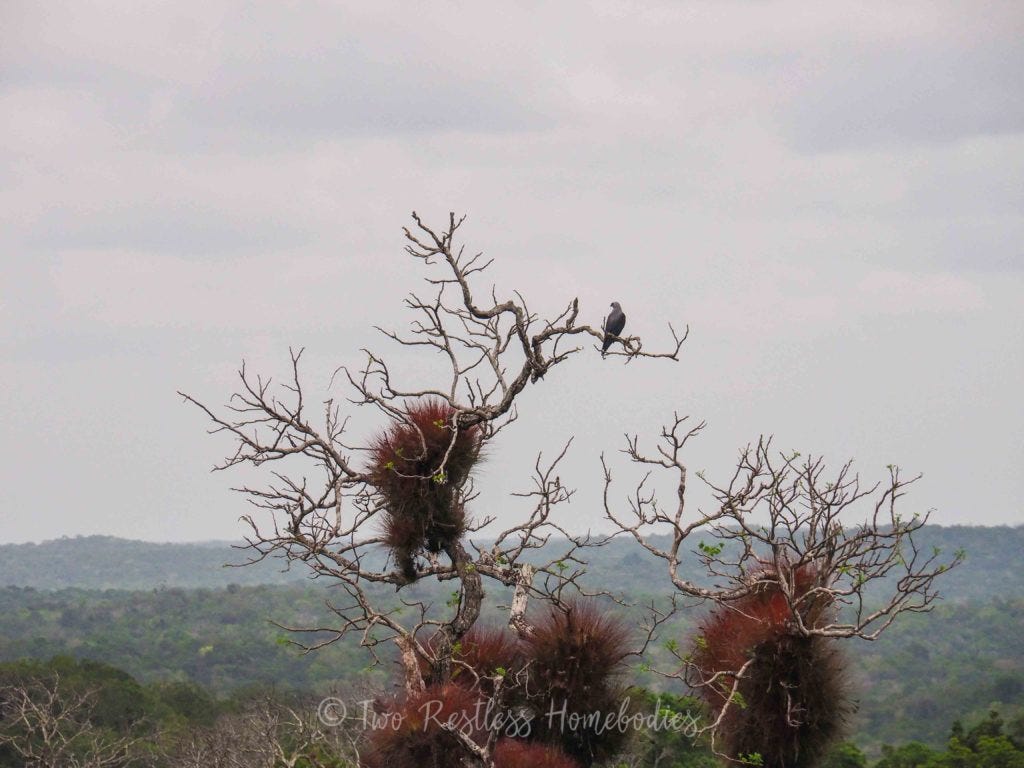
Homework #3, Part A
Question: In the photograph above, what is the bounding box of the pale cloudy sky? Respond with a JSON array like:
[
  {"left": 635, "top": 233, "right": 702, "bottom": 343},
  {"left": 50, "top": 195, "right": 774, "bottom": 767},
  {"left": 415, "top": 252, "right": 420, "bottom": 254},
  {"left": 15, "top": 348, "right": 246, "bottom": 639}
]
[{"left": 1, "top": 1, "right": 1022, "bottom": 544}]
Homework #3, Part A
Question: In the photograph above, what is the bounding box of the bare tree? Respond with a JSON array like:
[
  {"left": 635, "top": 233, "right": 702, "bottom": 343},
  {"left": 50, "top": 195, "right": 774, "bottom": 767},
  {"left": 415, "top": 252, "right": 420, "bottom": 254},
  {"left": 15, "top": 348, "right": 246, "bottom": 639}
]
[
  {"left": 603, "top": 417, "right": 963, "bottom": 765},
  {"left": 167, "top": 695, "right": 359, "bottom": 768},
  {"left": 0, "top": 673, "right": 145, "bottom": 768},
  {"left": 183, "top": 212, "right": 958, "bottom": 767},
  {"left": 181, "top": 213, "right": 683, "bottom": 767}
]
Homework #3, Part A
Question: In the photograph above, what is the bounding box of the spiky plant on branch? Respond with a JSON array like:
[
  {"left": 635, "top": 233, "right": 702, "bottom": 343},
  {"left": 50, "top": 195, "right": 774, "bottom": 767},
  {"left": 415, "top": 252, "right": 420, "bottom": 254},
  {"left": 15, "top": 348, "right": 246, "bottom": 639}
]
[
  {"left": 492, "top": 739, "right": 583, "bottom": 768},
  {"left": 520, "top": 600, "right": 633, "bottom": 765},
  {"left": 370, "top": 399, "right": 482, "bottom": 581},
  {"left": 690, "top": 562, "right": 851, "bottom": 768},
  {"left": 362, "top": 683, "right": 487, "bottom": 768},
  {"left": 437, "top": 625, "right": 525, "bottom": 696},
  {"left": 181, "top": 212, "right": 959, "bottom": 768}
]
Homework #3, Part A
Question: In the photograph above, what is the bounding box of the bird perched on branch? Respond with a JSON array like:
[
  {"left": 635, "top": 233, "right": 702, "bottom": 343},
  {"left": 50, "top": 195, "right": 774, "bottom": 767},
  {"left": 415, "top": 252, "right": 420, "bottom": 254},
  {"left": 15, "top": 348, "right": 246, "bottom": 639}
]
[{"left": 602, "top": 301, "right": 626, "bottom": 356}]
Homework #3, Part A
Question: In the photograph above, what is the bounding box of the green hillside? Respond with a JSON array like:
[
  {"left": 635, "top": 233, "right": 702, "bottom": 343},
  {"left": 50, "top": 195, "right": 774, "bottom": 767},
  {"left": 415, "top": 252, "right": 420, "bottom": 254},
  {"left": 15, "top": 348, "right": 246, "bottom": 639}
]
[
  {"left": 1, "top": 525, "right": 1021, "bottom": 756},
  {"left": 2, "top": 525, "right": 1021, "bottom": 601},
  {"left": 0, "top": 586, "right": 1020, "bottom": 751}
]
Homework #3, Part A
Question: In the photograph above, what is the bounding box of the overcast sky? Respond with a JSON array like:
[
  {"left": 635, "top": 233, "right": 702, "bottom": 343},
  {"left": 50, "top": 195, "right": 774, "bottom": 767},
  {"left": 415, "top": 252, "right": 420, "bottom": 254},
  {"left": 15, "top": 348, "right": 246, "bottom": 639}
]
[{"left": 2, "top": 1, "right": 1022, "bottom": 544}]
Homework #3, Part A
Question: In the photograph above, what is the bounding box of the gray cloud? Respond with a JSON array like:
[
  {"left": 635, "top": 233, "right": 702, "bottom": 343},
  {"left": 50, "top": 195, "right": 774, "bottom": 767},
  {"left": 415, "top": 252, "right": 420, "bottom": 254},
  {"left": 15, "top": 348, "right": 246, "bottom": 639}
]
[
  {"left": 784, "top": 43, "right": 1024, "bottom": 152},
  {"left": 2, "top": 2, "right": 557, "bottom": 150},
  {"left": 178, "top": 54, "right": 552, "bottom": 142},
  {"left": 1, "top": 0, "right": 1022, "bottom": 544},
  {"left": 23, "top": 205, "right": 310, "bottom": 255}
]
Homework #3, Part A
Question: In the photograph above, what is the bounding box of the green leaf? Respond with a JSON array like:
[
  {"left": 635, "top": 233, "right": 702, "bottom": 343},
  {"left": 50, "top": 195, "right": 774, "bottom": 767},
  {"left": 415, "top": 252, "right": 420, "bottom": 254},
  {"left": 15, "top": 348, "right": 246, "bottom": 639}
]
[{"left": 697, "top": 541, "right": 724, "bottom": 557}]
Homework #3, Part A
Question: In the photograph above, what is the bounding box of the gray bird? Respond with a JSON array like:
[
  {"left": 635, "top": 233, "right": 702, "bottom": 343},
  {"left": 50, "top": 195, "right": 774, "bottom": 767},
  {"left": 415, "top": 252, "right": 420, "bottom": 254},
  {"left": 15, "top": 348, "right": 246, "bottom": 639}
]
[{"left": 602, "top": 301, "right": 626, "bottom": 356}]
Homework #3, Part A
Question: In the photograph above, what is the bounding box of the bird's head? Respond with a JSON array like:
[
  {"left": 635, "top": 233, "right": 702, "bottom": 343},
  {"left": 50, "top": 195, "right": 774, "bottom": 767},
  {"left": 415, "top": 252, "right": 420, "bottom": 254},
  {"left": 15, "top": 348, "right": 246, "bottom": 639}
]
[{"left": 610, "top": 301, "right": 621, "bottom": 310}]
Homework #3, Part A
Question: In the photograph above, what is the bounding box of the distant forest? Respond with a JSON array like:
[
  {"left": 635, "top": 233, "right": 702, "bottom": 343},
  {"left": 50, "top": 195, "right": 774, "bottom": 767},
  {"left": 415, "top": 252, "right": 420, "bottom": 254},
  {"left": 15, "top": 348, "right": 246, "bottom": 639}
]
[
  {"left": 2, "top": 525, "right": 1021, "bottom": 597},
  {"left": 0, "top": 525, "right": 1021, "bottom": 757},
  {"left": 3, "top": 655, "right": 1021, "bottom": 768}
]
